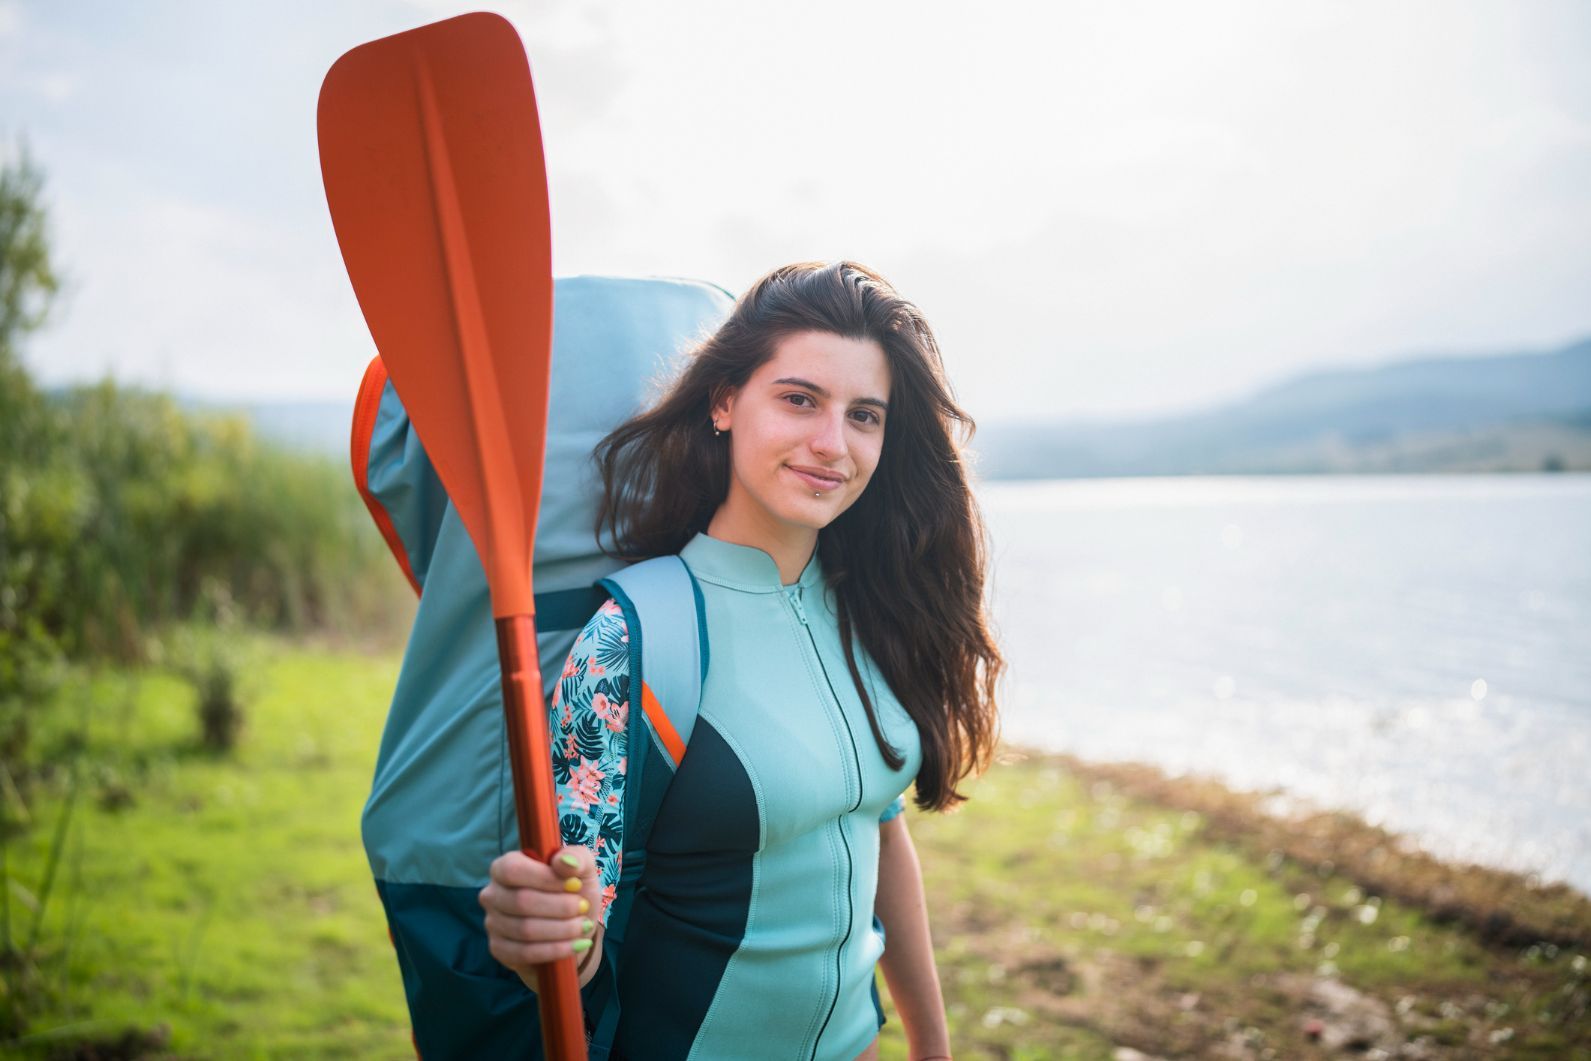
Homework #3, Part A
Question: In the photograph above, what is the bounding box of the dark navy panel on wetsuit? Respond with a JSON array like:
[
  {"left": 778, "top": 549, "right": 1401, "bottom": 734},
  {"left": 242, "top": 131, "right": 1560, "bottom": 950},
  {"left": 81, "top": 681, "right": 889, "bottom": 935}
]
[{"left": 614, "top": 717, "right": 758, "bottom": 1060}]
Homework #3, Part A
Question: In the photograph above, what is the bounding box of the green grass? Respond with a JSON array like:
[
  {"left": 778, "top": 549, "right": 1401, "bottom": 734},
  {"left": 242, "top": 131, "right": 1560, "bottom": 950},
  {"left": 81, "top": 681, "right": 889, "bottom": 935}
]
[
  {"left": 4, "top": 636, "right": 1588, "bottom": 1058},
  {"left": 4, "top": 636, "right": 412, "bottom": 1058},
  {"left": 878, "top": 758, "right": 1590, "bottom": 1058}
]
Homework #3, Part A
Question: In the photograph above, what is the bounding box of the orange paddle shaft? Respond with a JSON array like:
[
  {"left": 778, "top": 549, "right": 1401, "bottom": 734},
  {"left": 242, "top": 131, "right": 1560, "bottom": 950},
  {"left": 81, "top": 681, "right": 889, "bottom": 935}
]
[
  {"left": 497, "top": 616, "right": 561, "bottom": 857},
  {"left": 498, "top": 615, "right": 586, "bottom": 1059}
]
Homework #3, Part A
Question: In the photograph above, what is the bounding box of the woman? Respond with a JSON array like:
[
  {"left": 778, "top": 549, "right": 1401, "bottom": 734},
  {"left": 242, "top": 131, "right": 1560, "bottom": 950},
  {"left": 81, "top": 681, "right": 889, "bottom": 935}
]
[{"left": 479, "top": 260, "right": 1003, "bottom": 1060}]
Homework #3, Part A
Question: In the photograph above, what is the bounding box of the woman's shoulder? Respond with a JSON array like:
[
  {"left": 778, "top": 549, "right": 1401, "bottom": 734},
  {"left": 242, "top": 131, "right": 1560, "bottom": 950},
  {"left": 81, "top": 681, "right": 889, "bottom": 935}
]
[
  {"left": 571, "top": 597, "right": 629, "bottom": 658},
  {"left": 581, "top": 553, "right": 693, "bottom": 642},
  {"left": 593, "top": 595, "right": 626, "bottom": 625},
  {"left": 555, "top": 598, "right": 632, "bottom": 722}
]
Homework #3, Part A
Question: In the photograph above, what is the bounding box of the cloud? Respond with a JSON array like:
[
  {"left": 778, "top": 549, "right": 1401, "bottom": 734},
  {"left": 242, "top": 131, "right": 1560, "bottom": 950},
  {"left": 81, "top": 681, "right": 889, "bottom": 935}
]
[
  {"left": 28, "top": 183, "right": 371, "bottom": 400},
  {"left": 10, "top": 0, "right": 1591, "bottom": 421},
  {"left": 28, "top": 69, "right": 77, "bottom": 101}
]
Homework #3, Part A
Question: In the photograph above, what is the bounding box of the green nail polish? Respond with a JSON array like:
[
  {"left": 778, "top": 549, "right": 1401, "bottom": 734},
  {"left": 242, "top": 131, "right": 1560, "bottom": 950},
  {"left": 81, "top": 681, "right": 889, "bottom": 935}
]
[
  {"left": 557, "top": 853, "right": 580, "bottom": 869},
  {"left": 571, "top": 938, "right": 593, "bottom": 954},
  {"left": 582, "top": 918, "right": 595, "bottom": 935}
]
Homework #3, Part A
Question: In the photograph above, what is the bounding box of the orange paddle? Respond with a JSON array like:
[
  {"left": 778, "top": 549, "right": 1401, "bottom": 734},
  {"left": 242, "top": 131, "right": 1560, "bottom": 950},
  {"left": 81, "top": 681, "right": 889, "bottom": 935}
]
[{"left": 316, "top": 13, "right": 583, "bottom": 1059}]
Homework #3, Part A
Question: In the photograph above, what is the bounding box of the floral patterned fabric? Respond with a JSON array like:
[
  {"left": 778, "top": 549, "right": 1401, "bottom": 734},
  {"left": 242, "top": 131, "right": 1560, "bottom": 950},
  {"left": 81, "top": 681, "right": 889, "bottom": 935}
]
[
  {"left": 550, "top": 598, "right": 631, "bottom": 925},
  {"left": 549, "top": 597, "right": 908, "bottom": 927}
]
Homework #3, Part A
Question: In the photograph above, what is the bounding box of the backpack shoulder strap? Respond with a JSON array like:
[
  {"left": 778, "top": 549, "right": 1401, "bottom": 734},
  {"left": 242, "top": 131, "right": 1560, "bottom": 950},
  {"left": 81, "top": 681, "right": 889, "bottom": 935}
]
[
  {"left": 598, "top": 554, "right": 707, "bottom": 768},
  {"left": 582, "top": 554, "right": 706, "bottom": 1058}
]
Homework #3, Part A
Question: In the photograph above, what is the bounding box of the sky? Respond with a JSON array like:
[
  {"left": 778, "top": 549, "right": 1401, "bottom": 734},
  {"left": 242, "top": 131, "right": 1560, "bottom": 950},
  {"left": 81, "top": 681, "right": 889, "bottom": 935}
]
[{"left": 2, "top": 0, "right": 1589, "bottom": 424}]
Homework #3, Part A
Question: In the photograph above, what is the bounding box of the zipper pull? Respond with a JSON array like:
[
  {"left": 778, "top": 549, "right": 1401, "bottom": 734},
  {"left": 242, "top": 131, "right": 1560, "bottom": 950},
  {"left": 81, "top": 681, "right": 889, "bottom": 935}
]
[{"left": 788, "top": 585, "right": 809, "bottom": 625}]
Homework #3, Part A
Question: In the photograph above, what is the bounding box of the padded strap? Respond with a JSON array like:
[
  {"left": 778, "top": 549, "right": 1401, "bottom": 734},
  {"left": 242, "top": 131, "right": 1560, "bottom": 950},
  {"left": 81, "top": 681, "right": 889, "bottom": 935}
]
[{"left": 600, "top": 555, "right": 706, "bottom": 763}]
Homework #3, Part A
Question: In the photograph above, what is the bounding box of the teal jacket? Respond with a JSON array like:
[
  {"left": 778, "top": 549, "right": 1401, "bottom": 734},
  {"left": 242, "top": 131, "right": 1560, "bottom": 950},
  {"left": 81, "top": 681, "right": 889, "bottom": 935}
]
[{"left": 555, "top": 530, "right": 923, "bottom": 1060}]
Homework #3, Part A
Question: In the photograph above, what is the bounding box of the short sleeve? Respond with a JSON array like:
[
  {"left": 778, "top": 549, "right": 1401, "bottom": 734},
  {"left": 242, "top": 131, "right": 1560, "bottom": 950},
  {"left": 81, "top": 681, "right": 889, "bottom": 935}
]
[
  {"left": 878, "top": 794, "right": 906, "bottom": 824},
  {"left": 549, "top": 597, "right": 631, "bottom": 927}
]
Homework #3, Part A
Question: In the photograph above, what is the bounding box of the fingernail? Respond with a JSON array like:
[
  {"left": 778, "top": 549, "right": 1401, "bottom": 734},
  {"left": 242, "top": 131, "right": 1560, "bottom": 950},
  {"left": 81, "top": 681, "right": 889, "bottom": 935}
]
[
  {"left": 557, "top": 853, "right": 580, "bottom": 869},
  {"left": 571, "top": 938, "right": 593, "bottom": 954},
  {"left": 563, "top": 877, "right": 583, "bottom": 893},
  {"left": 581, "top": 918, "right": 595, "bottom": 935},
  {"left": 577, "top": 897, "right": 590, "bottom": 915}
]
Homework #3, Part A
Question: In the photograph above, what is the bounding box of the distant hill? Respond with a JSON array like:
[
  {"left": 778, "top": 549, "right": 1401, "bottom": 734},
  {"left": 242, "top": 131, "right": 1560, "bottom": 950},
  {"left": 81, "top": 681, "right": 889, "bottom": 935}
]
[
  {"left": 189, "top": 398, "right": 353, "bottom": 460},
  {"left": 143, "top": 335, "right": 1591, "bottom": 477},
  {"left": 972, "top": 336, "right": 1591, "bottom": 479},
  {"left": 32, "top": 385, "right": 355, "bottom": 461}
]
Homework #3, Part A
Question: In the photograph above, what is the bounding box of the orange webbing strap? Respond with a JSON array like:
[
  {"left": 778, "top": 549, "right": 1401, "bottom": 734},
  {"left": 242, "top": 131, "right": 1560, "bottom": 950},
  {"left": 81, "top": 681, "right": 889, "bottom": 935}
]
[
  {"left": 350, "top": 356, "right": 422, "bottom": 596},
  {"left": 639, "top": 680, "right": 686, "bottom": 768}
]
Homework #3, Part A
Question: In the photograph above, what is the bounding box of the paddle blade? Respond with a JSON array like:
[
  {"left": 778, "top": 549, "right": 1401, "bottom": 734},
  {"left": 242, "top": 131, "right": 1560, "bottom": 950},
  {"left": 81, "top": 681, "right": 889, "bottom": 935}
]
[{"left": 317, "top": 11, "right": 551, "bottom": 618}]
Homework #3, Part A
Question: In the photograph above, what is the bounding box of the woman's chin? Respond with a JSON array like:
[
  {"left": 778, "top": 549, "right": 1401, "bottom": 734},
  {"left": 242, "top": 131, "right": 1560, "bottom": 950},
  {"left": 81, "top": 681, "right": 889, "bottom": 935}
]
[{"left": 764, "top": 494, "right": 836, "bottom": 533}]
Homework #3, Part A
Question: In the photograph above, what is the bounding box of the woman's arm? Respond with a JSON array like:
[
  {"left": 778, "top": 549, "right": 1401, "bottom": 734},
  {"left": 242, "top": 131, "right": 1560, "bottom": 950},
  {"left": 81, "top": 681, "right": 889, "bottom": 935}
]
[
  {"left": 875, "top": 814, "right": 952, "bottom": 1059},
  {"left": 495, "top": 597, "right": 631, "bottom": 990}
]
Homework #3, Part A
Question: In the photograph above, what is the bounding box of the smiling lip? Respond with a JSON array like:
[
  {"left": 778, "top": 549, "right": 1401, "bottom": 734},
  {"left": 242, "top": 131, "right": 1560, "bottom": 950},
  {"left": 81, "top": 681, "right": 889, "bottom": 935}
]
[{"left": 787, "top": 465, "right": 845, "bottom": 492}]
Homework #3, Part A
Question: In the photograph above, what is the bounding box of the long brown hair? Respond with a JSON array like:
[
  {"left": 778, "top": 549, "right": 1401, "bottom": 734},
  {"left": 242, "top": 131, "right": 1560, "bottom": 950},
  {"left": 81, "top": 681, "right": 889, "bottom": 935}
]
[{"left": 593, "top": 261, "right": 1003, "bottom": 812}]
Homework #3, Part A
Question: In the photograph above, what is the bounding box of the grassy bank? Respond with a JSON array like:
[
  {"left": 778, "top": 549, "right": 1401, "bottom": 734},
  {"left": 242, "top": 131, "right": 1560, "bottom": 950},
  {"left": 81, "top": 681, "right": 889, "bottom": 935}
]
[
  {"left": 889, "top": 750, "right": 1590, "bottom": 1059},
  {"left": 3, "top": 635, "right": 1587, "bottom": 1058}
]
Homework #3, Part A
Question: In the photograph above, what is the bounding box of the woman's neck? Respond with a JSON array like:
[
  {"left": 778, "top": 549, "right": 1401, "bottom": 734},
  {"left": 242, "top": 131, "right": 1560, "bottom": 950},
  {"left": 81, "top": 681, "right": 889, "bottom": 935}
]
[{"left": 705, "top": 502, "right": 817, "bottom": 586}]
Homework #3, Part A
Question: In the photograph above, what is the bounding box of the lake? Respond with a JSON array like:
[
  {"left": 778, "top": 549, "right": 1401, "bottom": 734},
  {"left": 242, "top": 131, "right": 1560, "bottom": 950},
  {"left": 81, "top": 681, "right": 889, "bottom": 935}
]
[{"left": 977, "top": 473, "right": 1591, "bottom": 895}]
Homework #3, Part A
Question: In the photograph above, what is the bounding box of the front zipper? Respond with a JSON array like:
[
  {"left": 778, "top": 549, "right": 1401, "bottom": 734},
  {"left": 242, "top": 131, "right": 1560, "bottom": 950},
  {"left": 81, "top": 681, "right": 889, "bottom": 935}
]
[
  {"left": 789, "top": 584, "right": 809, "bottom": 625},
  {"left": 784, "top": 582, "right": 863, "bottom": 1059}
]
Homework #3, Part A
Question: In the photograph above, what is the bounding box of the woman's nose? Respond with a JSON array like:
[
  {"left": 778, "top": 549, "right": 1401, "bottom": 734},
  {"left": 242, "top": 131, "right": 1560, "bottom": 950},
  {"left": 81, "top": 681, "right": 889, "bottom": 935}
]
[{"left": 809, "top": 408, "right": 847, "bottom": 458}]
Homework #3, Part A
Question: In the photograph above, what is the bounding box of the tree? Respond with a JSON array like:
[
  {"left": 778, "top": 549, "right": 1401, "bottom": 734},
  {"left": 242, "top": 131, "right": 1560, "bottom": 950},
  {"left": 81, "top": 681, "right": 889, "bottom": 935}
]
[
  {"left": 1, "top": 136, "right": 61, "bottom": 471},
  {"left": 0, "top": 136, "right": 59, "bottom": 363},
  {"left": 1, "top": 138, "right": 65, "bottom": 785}
]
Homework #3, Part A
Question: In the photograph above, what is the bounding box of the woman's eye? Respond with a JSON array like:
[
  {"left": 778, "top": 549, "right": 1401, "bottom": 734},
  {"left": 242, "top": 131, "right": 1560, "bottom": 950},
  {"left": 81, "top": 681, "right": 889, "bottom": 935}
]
[
  {"left": 784, "top": 393, "right": 815, "bottom": 408},
  {"left": 852, "top": 409, "right": 881, "bottom": 426}
]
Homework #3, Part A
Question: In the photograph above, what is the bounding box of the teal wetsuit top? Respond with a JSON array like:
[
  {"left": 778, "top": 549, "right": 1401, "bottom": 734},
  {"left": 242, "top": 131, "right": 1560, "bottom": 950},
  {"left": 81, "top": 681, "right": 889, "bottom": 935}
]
[{"left": 551, "top": 531, "right": 924, "bottom": 1060}]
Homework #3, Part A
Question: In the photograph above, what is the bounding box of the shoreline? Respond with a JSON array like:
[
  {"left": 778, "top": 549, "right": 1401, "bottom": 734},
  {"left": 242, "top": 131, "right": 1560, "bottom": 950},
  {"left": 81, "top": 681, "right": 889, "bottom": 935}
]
[
  {"left": 883, "top": 743, "right": 1591, "bottom": 1058},
  {"left": 992, "top": 744, "right": 1591, "bottom": 953}
]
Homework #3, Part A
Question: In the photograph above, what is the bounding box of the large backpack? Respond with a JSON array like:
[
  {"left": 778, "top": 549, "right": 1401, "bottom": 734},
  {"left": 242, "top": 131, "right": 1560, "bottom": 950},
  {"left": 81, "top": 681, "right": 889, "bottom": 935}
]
[{"left": 351, "top": 274, "right": 733, "bottom": 1058}]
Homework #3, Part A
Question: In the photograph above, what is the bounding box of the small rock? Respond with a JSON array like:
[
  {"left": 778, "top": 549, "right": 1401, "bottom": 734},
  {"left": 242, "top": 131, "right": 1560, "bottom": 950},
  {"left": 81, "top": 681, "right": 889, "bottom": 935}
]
[
  {"left": 980, "top": 1005, "right": 1029, "bottom": 1029},
  {"left": 1307, "top": 977, "right": 1400, "bottom": 1052},
  {"left": 1113, "top": 1049, "right": 1169, "bottom": 1061},
  {"left": 1399, "top": 1034, "right": 1443, "bottom": 1060}
]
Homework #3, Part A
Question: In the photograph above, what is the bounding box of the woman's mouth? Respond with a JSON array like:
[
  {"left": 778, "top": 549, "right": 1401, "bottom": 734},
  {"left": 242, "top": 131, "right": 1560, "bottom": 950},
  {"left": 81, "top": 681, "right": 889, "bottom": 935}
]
[{"left": 786, "top": 465, "right": 844, "bottom": 492}]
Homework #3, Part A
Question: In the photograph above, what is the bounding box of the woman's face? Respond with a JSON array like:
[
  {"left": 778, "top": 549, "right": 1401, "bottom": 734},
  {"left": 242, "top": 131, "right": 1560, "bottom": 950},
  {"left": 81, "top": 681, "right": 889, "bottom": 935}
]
[{"left": 711, "top": 330, "right": 891, "bottom": 537}]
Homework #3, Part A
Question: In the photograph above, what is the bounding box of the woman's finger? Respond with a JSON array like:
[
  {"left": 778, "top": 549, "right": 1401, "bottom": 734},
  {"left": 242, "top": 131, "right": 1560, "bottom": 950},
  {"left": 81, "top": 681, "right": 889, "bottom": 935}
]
[
  {"left": 488, "top": 849, "right": 566, "bottom": 891},
  {"left": 548, "top": 844, "right": 598, "bottom": 888},
  {"left": 479, "top": 882, "right": 588, "bottom": 920},
  {"left": 488, "top": 933, "right": 596, "bottom": 971},
  {"left": 483, "top": 908, "right": 596, "bottom": 945}
]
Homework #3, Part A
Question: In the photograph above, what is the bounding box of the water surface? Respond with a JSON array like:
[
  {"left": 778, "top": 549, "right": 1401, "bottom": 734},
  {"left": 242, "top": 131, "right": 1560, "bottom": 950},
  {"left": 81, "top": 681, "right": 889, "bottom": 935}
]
[{"left": 978, "top": 473, "right": 1591, "bottom": 893}]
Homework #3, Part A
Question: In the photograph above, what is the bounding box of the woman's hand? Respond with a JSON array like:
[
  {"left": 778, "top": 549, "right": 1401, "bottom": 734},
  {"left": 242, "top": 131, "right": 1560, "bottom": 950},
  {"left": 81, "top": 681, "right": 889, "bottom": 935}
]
[{"left": 479, "top": 844, "right": 603, "bottom": 989}]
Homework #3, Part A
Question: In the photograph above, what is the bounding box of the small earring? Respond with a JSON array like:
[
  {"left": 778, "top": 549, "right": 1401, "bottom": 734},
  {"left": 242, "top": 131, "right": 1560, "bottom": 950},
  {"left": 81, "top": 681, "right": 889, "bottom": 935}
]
[{"left": 712, "top": 423, "right": 722, "bottom": 437}]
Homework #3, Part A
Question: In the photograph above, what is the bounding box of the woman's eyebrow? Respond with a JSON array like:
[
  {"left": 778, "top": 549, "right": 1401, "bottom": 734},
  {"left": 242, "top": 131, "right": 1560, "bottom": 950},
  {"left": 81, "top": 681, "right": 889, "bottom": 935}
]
[{"left": 771, "top": 376, "right": 889, "bottom": 412}]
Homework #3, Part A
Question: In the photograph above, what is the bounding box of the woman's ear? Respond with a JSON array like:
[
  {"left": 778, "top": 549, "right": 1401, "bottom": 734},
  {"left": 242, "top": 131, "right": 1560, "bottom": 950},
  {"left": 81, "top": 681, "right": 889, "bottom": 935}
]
[{"left": 709, "top": 387, "right": 735, "bottom": 430}]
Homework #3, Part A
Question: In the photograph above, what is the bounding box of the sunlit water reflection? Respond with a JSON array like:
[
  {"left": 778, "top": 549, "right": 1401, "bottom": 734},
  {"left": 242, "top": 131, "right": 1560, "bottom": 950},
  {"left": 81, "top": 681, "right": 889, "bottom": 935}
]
[{"left": 979, "top": 473, "right": 1591, "bottom": 894}]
